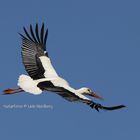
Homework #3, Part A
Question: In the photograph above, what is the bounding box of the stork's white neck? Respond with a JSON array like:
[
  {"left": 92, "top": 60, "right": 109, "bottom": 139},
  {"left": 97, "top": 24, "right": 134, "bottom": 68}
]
[{"left": 77, "top": 87, "right": 89, "bottom": 94}]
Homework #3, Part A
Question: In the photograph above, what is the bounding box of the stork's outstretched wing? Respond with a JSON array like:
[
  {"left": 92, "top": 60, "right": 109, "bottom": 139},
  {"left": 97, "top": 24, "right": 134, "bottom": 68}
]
[
  {"left": 87, "top": 101, "right": 126, "bottom": 112},
  {"left": 20, "top": 23, "right": 58, "bottom": 80}
]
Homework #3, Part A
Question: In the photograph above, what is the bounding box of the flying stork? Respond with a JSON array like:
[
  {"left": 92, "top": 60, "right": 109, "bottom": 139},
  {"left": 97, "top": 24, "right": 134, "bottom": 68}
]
[{"left": 3, "top": 23, "right": 125, "bottom": 112}]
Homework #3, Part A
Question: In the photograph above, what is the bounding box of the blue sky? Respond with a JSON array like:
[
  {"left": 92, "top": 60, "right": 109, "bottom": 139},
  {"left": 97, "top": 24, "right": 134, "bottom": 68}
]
[{"left": 0, "top": 0, "right": 140, "bottom": 139}]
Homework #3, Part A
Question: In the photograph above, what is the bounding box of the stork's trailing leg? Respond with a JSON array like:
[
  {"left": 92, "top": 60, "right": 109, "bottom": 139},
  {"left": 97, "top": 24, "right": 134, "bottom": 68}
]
[
  {"left": 87, "top": 101, "right": 126, "bottom": 112},
  {"left": 3, "top": 87, "right": 23, "bottom": 95}
]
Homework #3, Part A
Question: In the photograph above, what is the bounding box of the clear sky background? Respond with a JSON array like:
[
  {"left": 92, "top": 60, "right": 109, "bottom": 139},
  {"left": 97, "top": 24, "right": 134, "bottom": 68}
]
[{"left": 0, "top": 0, "right": 140, "bottom": 139}]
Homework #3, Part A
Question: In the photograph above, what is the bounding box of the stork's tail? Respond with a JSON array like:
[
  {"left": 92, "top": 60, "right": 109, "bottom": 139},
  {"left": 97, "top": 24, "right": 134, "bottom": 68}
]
[
  {"left": 17, "top": 74, "right": 42, "bottom": 95},
  {"left": 3, "top": 87, "right": 23, "bottom": 95}
]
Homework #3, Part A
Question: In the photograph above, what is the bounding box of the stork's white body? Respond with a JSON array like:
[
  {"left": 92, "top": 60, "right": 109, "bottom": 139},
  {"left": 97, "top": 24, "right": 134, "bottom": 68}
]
[{"left": 18, "top": 56, "right": 90, "bottom": 101}]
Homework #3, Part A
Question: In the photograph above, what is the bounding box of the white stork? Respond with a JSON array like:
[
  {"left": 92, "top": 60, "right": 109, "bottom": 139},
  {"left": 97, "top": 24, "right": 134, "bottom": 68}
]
[{"left": 3, "top": 23, "right": 125, "bottom": 111}]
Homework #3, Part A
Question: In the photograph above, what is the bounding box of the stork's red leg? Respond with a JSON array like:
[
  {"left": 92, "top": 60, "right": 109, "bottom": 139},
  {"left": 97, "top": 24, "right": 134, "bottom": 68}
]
[{"left": 3, "top": 87, "right": 24, "bottom": 95}]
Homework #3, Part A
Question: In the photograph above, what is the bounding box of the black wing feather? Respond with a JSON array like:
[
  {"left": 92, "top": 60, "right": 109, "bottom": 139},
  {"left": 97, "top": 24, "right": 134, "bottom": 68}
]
[
  {"left": 87, "top": 101, "right": 126, "bottom": 112},
  {"left": 20, "top": 23, "right": 49, "bottom": 80},
  {"left": 37, "top": 81, "right": 84, "bottom": 102},
  {"left": 35, "top": 24, "right": 41, "bottom": 44},
  {"left": 44, "top": 28, "right": 48, "bottom": 48},
  {"left": 21, "top": 37, "right": 45, "bottom": 79},
  {"left": 40, "top": 23, "right": 44, "bottom": 45},
  {"left": 23, "top": 27, "right": 34, "bottom": 42},
  {"left": 30, "top": 24, "right": 38, "bottom": 43},
  {"left": 101, "top": 105, "right": 126, "bottom": 110}
]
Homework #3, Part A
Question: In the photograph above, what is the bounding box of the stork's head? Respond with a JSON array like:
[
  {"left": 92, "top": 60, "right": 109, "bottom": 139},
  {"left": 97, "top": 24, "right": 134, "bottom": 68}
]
[{"left": 77, "top": 87, "right": 103, "bottom": 100}]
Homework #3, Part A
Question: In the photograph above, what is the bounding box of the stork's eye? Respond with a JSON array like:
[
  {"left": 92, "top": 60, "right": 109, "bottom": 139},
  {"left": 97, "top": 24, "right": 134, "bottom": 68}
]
[{"left": 87, "top": 89, "right": 91, "bottom": 92}]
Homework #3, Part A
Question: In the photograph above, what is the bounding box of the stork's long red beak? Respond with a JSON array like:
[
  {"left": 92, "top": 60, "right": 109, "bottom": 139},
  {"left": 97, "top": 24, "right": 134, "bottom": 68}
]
[{"left": 87, "top": 92, "right": 104, "bottom": 100}]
